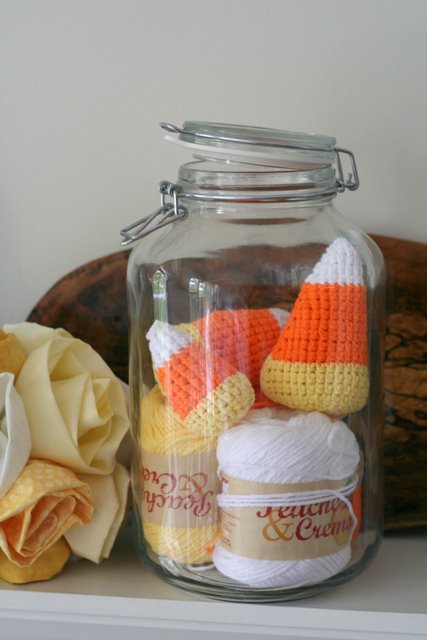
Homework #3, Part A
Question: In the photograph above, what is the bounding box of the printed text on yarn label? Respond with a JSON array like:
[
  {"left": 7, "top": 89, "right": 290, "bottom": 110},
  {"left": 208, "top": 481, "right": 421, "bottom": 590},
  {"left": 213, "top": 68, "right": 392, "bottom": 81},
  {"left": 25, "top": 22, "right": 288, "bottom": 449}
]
[
  {"left": 219, "top": 475, "right": 357, "bottom": 560},
  {"left": 141, "top": 451, "right": 219, "bottom": 527}
]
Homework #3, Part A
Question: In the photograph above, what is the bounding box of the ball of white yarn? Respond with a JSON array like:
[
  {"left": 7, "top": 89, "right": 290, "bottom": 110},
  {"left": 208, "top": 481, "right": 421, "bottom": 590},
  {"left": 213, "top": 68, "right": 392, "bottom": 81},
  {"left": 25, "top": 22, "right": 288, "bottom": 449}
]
[
  {"left": 217, "top": 408, "right": 360, "bottom": 484},
  {"left": 214, "top": 409, "right": 360, "bottom": 589},
  {"left": 213, "top": 544, "right": 352, "bottom": 590}
]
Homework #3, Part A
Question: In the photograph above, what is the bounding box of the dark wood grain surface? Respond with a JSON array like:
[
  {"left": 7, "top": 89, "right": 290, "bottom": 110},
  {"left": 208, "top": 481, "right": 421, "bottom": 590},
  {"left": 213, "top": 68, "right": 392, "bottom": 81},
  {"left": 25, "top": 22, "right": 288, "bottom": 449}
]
[
  {"left": 27, "top": 235, "right": 427, "bottom": 530},
  {"left": 375, "top": 236, "right": 427, "bottom": 529},
  {"left": 28, "top": 250, "right": 130, "bottom": 384}
]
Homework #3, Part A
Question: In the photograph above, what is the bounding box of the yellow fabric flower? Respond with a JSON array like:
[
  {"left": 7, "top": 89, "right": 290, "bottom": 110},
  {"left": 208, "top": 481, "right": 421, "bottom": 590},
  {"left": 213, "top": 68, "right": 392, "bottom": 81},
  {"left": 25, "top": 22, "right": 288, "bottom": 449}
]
[
  {"left": 65, "top": 463, "right": 130, "bottom": 563},
  {"left": 0, "top": 537, "right": 70, "bottom": 583},
  {"left": 4, "top": 322, "right": 129, "bottom": 475},
  {"left": 0, "top": 459, "right": 93, "bottom": 567},
  {"left": 0, "top": 329, "right": 26, "bottom": 377}
]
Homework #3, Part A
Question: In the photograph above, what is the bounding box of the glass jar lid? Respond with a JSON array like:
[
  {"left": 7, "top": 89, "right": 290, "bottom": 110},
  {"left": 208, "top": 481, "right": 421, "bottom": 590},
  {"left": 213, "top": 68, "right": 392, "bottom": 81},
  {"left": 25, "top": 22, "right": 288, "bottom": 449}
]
[
  {"left": 161, "top": 121, "right": 337, "bottom": 169},
  {"left": 120, "top": 122, "right": 359, "bottom": 245}
]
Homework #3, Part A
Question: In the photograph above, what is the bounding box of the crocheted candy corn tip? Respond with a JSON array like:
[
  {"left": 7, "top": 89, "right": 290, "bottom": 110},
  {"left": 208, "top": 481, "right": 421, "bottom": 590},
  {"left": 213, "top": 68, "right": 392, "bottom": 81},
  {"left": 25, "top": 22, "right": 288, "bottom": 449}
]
[
  {"left": 260, "top": 238, "right": 369, "bottom": 416},
  {"left": 147, "top": 321, "right": 255, "bottom": 437},
  {"left": 192, "top": 308, "right": 290, "bottom": 387}
]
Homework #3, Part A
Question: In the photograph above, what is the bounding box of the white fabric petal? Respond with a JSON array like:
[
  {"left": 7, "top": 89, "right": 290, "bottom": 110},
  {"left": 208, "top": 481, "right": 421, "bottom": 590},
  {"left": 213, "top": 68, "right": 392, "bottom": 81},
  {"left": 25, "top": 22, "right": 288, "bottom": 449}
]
[{"left": 0, "top": 373, "right": 31, "bottom": 499}]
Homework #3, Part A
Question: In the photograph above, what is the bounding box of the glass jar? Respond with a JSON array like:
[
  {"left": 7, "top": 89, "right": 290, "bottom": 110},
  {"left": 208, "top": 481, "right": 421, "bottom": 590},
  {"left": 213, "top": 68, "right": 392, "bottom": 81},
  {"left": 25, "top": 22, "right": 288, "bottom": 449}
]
[{"left": 122, "top": 122, "right": 385, "bottom": 603}]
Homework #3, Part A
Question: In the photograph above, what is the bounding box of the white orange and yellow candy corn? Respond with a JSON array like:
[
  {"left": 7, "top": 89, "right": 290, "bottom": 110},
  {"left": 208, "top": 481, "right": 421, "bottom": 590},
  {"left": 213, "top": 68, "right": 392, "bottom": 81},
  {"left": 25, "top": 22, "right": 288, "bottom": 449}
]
[
  {"left": 146, "top": 321, "right": 254, "bottom": 436},
  {"left": 261, "top": 238, "right": 369, "bottom": 416}
]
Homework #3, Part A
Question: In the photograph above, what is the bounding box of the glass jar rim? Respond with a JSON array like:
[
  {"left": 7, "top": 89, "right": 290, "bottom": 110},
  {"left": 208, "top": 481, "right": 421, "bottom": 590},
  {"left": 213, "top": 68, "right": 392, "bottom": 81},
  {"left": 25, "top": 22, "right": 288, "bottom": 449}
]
[{"left": 177, "top": 160, "right": 337, "bottom": 202}]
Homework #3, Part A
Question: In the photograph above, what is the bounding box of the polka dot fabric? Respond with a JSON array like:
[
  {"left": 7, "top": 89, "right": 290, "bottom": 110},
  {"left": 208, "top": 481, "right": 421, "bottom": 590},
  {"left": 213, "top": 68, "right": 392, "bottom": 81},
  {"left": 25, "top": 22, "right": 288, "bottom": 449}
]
[{"left": 0, "top": 459, "right": 94, "bottom": 567}]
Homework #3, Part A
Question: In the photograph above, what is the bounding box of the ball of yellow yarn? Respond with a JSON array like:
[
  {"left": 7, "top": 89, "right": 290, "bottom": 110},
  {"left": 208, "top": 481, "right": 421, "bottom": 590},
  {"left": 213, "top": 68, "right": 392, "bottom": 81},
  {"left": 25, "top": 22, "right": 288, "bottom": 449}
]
[{"left": 140, "top": 385, "right": 219, "bottom": 564}]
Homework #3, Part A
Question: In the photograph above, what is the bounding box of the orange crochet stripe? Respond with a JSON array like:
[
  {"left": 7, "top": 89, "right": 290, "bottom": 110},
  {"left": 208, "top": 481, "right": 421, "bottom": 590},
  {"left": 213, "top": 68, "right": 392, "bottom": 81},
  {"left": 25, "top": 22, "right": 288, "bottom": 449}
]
[
  {"left": 271, "top": 282, "right": 368, "bottom": 365},
  {"left": 156, "top": 342, "right": 238, "bottom": 419},
  {"left": 194, "top": 309, "right": 282, "bottom": 385}
]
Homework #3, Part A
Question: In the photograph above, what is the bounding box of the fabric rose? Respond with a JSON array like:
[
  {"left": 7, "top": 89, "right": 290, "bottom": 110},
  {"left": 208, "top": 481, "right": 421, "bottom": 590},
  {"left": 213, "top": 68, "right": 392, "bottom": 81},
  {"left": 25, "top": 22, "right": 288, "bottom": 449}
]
[
  {"left": 0, "top": 373, "right": 31, "bottom": 499},
  {"left": 0, "top": 537, "right": 70, "bottom": 583},
  {"left": 0, "top": 459, "right": 93, "bottom": 567},
  {"left": 4, "top": 322, "right": 129, "bottom": 475},
  {"left": 65, "top": 463, "right": 129, "bottom": 563},
  {"left": 0, "top": 329, "right": 26, "bottom": 377}
]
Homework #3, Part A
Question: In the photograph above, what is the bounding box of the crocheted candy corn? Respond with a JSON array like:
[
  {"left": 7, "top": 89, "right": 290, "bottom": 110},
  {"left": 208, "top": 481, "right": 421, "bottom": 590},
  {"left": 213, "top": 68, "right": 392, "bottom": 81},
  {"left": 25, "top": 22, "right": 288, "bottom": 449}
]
[
  {"left": 147, "top": 321, "right": 254, "bottom": 436},
  {"left": 192, "top": 308, "right": 290, "bottom": 387},
  {"left": 260, "top": 238, "right": 369, "bottom": 415}
]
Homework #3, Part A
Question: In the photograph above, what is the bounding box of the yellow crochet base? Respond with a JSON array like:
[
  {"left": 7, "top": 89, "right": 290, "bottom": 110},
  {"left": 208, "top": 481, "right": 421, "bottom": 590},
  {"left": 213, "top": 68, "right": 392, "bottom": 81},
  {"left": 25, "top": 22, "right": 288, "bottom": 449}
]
[
  {"left": 143, "top": 520, "right": 218, "bottom": 564},
  {"left": 260, "top": 357, "right": 369, "bottom": 415},
  {"left": 177, "top": 323, "right": 203, "bottom": 341},
  {"left": 184, "top": 371, "right": 255, "bottom": 436}
]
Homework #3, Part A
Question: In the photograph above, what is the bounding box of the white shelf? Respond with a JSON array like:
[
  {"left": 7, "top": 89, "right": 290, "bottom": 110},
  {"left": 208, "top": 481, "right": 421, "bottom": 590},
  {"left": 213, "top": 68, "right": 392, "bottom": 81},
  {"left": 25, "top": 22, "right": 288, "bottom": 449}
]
[{"left": 0, "top": 528, "right": 426, "bottom": 640}]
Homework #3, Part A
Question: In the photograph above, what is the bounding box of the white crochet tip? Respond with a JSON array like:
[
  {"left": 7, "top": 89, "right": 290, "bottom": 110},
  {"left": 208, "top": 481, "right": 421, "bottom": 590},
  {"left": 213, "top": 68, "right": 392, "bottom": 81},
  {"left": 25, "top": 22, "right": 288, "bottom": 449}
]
[
  {"left": 269, "top": 308, "right": 291, "bottom": 329},
  {"left": 305, "top": 237, "right": 364, "bottom": 286},
  {"left": 146, "top": 321, "right": 193, "bottom": 370}
]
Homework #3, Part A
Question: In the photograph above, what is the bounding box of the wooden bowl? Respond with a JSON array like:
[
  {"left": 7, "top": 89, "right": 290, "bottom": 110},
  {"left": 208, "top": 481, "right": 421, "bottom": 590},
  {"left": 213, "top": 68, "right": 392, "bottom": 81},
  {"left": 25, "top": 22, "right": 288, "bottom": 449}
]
[{"left": 27, "top": 235, "right": 427, "bottom": 530}]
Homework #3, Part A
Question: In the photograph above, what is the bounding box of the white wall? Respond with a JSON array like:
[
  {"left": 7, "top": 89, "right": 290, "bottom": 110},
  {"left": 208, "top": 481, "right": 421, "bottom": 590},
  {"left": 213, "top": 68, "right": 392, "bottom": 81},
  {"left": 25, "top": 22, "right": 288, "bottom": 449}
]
[{"left": 1, "top": 0, "right": 426, "bottom": 325}]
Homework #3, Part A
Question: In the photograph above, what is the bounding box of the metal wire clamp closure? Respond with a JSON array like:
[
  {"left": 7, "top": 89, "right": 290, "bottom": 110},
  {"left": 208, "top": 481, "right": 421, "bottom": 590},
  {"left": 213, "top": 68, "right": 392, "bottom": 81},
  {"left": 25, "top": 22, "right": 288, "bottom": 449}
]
[
  {"left": 120, "top": 181, "right": 188, "bottom": 246},
  {"left": 120, "top": 147, "right": 359, "bottom": 246},
  {"left": 335, "top": 148, "right": 359, "bottom": 192}
]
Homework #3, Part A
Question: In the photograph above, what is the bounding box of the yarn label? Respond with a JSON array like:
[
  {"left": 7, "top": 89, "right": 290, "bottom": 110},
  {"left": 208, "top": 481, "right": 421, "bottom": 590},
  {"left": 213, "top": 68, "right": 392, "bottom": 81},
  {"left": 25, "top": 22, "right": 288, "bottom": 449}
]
[
  {"left": 221, "top": 474, "right": 350, "bottom": 496},
  {"left": 141, "top": 451, "right": 219, "bottom": 527},
  {"left": 219, "top": 474, "right": 356, "bottom": 560}
]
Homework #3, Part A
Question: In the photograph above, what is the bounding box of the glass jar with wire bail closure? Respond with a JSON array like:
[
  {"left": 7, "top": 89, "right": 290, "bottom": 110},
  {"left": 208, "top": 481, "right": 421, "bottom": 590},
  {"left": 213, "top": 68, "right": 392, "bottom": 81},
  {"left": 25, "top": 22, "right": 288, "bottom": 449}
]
[{"left": 121, "top": 121, "right": 385, "bottom": 603}]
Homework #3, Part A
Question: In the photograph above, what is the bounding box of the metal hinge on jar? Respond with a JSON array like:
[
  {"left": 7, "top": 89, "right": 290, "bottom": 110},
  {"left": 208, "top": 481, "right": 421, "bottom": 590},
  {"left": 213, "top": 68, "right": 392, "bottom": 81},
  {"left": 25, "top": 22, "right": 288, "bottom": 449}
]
[
  {"left": 335, "top": 148, "right": 359, "bottom": 192},
  {"left": 120, "top": 181, "right": 188, "bottom": 246},
  {"left": 120, "top": 147, "right": 359, "bottom": 246}
]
